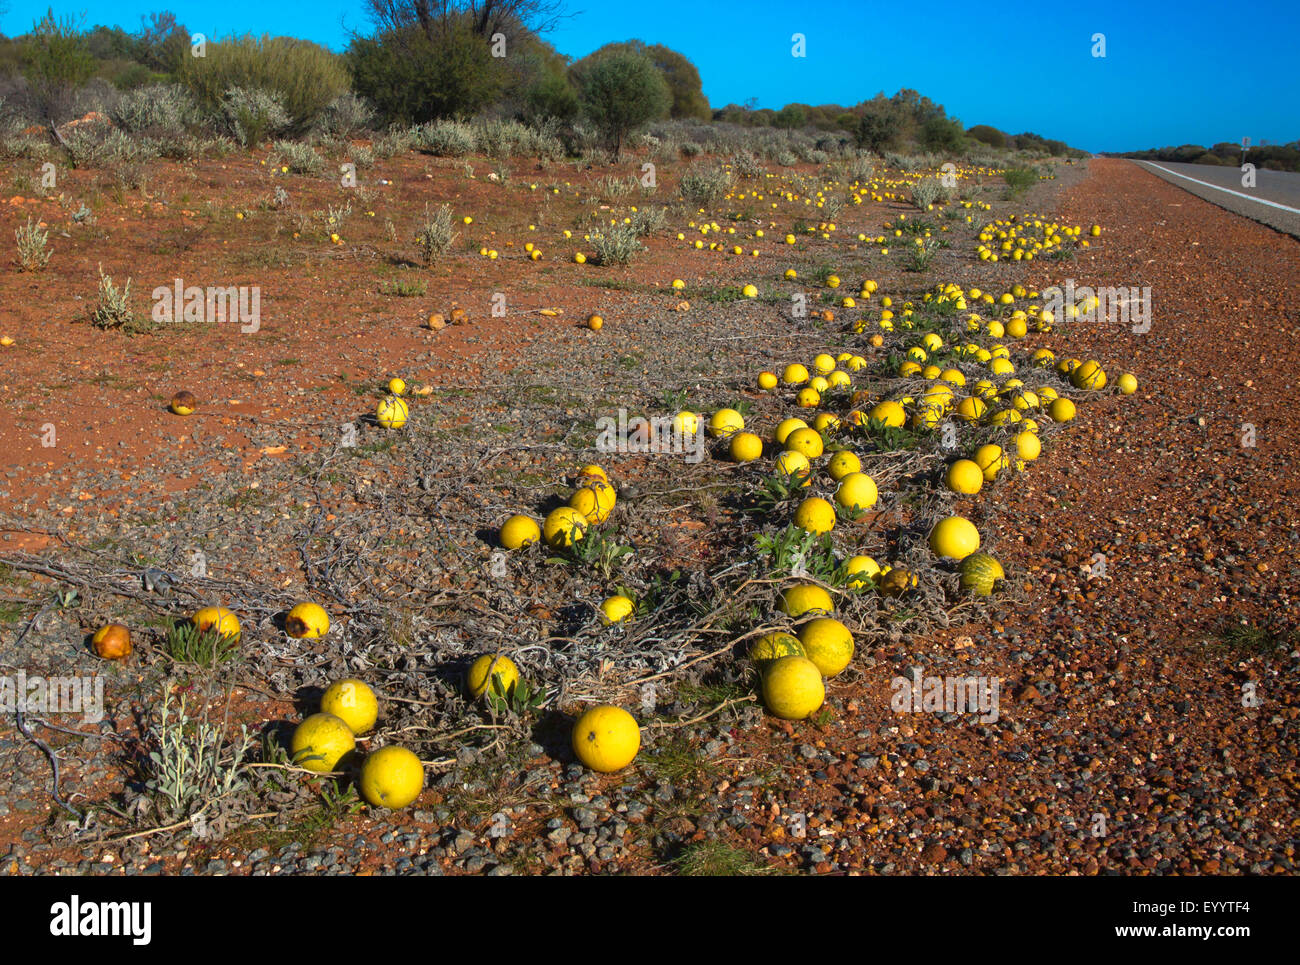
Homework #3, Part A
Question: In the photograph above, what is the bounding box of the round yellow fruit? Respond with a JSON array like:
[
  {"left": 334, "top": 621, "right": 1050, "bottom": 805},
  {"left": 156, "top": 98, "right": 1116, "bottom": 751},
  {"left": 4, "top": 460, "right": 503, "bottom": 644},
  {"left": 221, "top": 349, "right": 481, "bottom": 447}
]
[
  {"left": 945, "top": 459, "right": 983, "bottom": 495},
  {"left": 1014, "top": 431, "right": 1041, "bottom": 461},
  {"left": 91, "top": 623, "right": 132, "bottom": 660},
  {"left": 291, "top": 713, "right": 356, "bottom": 773},
  {"left": 672, "top": 410, "right": 700, "bottom": 435},
  {"left": 543, "top": 506, "right": 589, "bottom": 548},
  {"left": 845, "top": 555, "right": 881, "bottom": 588},
  {"left": 794, "top": 496, "right": 836, "bottom": 534},
  {"left": 796, "top": 387, "right": 821, "bottom": 408},
  {"left": 570, "top": 480, "right": 616, "bottom": 523},
  {"left": 774, "top": 449, "right": 812, "bottom": 483},
  {"left": 785, "top": 427, "right": 824, "bottom": 459},
  {"left": 376, "top": 395, "right": 409, "bottom": 429},
  {"left": 467, "top": 654, "right": 519, "bottom": 698},
  {"left": 974, "top": 444, "right": 1007, "bottom": 482},
  {"left": 600, "top": 595, "right": 635, "bottom": 625},
  {"left": 877, "top": 566, "right": 917, "bottom": 597},
  {"left": 286, "top": 601, "right": 330, "bottom": 639},
  {"left": 761, "top": 656, "right": 825, "bottom": 720},
  {"left": 729, "top": 431, "right": 763, "bottom": 462},
  {"left": 193, "top": 606, "right": 240, "bottom": 639},
  {"left": 1049, "top": 398, "right": 1077, "bottom": 422},
  {"left": 1071, "top": 359, "right": 1107, "bottom": 390},
  {"left": 1117, "top": 372, "right": 1138, "bottom": 395},
  {"left": 321, "top": 678, "right": 378, "bottom": 735},
  {"left": 812, "top": 412, "right": 840, "bottom": 434},
  {"left": 571, "top": 705, "right": 640, "bottom": 772},
  {"left": 388, "top": 377, "right": 406, "bottom": 396},
  {"left": 774, "top": 417, "right": 808, "bottom": 444},
  {"left": 782, "top": 363, "right": 810, "bottom": 385},
  {"left": 758, "top": 371, "right": 779, "bottom": 391},
  {"left": 169, "top": 391, "right": 197, "bottom": 416},
  {"left": 499, "top": 514, "right": 541, "bottom": 550},
  {"left": 869, "top": 400, "right": 906, "bottom": 428},
  {"left": 835, "top": 472, "right": 878, "bottom": 511},
  {"left": 827, "top": 450, "right": 861, "bottom": 480},
  {"left": 797, "top": 617, "right": 854, "bottom": 677},
  {"left": 929, "top": 515, "right": 981, "bottom": 560},
  {"left": 708, "top": 408, "right": 745, "bottom": 438},
  {"left": 779, "top": 583, "right": 834, "bottom": 618},
  {"left": 359, "top": 746, "right": 424, "bottom": 809},
  {"left": 749, "top": 631, "right": 804, "bottom": 668}
]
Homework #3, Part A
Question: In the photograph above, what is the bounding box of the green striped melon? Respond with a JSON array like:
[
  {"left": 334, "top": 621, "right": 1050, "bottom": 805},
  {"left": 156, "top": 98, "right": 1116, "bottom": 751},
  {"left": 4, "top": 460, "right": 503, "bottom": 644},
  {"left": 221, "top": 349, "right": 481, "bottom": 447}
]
[
  {"left": 749, "top": 632, "right": 805, "bottom": 668},
  {"left": 959, "top": 552, "right": 1004, "bottom": 596}
]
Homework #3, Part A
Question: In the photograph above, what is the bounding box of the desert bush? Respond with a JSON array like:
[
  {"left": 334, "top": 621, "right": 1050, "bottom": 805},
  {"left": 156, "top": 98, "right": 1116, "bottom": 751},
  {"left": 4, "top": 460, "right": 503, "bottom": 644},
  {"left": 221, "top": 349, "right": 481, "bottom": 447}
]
[
  {"left": 728, "top": 149, "right": 762, "bottom": 177},
  {"left": 91, "top": 264, "right": 135, "bottom": 330},
  {"left": 886, "top": 152, "right": 927, "bottom": 172},
  {"left": 774, "top": 150, "right": 798, "bottom": 166},
  {"left": 414, "top": 118, "right": 475, "bottom": 156},
  {"left": 274, "top": 140, "right": 325, "bottom": 175},
  {"left": 109, "top": 83, "right": 200, "bottom": 138},
  {"left": 905, "top": 237, "right": 941, "bottom": 272},
  {"left": 473, "top": 117, "right": 562, "bottom": 158},
  {"left": 220, "top": 86, "right": 291, "bottom": 147},
  {"left": 372, "top": 126, "right": 414, "bottom": 158},
  {"left": 14, "top": 217, "right": 51, "bottom": 271},
  {"left": 415, "top": 203, "right": 457, "bottom": 263},
  {"left": 679, "top": 162, "right": 733, "bottom": 205},
  {"left": 596, "top": 173, "right": 636, "bottom": 199},
  {"left": 630, "top": 205, "right": 667, "bottom": 235},
  {"left": 64, "top": 122, "right": 158, "bottom": 167},
  {"left": 0, "top": 133, "right": 54, "bottom": 161},
  {"left": 679, "top": 140, "right": 702, "bottom": 157},
  {"left": 316, "top": 92, "right": 375, "bottom": 139},
  {"left": 590, "top": 222, "right": 643, "bottom": 265},
  {"left": 843, "top": 154, "right": 876, "bottom": 182},
  {"left": 0, "top": 97, "right": 26, "bottom": 138},
  {"left": 1003, "top": 166, "right": 1037, "bottom": 195},
  {"left": 139, "top": 688, "right": 254, "bottom": 822},
  {"left": 21, "top": 11, "right": 95, "bottom": 124},
  {"left": 911, "top": 177, "right": 943, "bottom": 209},
  {"left": 179, "top": 34, "right": 348, "bottom": 133}
]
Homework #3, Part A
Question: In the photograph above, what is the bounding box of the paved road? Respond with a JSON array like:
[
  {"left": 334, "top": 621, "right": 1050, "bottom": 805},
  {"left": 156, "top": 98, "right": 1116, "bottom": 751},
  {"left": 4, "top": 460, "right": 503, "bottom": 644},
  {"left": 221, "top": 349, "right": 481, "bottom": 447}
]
[{"left": 1132, "top": 160, "right": 1300, "bottom": 239}]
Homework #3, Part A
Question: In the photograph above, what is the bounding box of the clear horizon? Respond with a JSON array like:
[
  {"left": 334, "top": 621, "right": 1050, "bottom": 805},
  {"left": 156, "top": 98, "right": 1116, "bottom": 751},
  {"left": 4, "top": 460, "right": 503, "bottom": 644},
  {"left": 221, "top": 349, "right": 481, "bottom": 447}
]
[{"left": 1, "top": 0, "right": 1295, "bottom": 154}]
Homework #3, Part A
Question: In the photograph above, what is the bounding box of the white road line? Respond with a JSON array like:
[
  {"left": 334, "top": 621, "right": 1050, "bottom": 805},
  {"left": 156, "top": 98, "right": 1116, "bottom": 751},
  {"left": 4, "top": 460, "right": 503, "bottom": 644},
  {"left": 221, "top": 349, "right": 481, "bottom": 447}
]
[{"left": 1139, "top": 162, "right": 1300, "bottom": 215}]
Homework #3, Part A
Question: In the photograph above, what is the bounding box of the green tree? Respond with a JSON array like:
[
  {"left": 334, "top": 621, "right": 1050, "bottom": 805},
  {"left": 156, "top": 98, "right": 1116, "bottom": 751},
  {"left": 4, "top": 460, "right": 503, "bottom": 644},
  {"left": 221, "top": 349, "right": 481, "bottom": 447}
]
[
  {"left": 920, "top": 115, "right": 964, "bottom": 153},
  {"left": 577, "top": 49, "right": 670, "bottom": 158},
  {"left": 506, "top": 35, "right": 577, "bottom": 123},
  {"left": 855, "top": 100, "right": 901, "bottom": 152},
  {"left": 571, "top": 40, "right": 706, "bottom": 120},
  {"left": 967, "top": 124, "right": 1005, "bottom": 148},
  {"left": 773, "top": 103, "right": 805, "bottom": 129},
  {"left": 639, "top": 42, "right": 708, "bottom": 119},
  {"left": 349, "top": 19, "right": 502, "bottom": 123},
  {"left": 22, "top": 9, "right": 95, "bottom": 124}
]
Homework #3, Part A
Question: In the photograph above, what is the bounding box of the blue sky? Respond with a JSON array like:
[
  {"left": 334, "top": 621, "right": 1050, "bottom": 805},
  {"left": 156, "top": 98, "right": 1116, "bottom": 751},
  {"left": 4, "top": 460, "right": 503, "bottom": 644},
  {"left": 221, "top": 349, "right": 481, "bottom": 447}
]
[{"left": 2, "top": 0, "right": 1296, "bottom": 152}]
